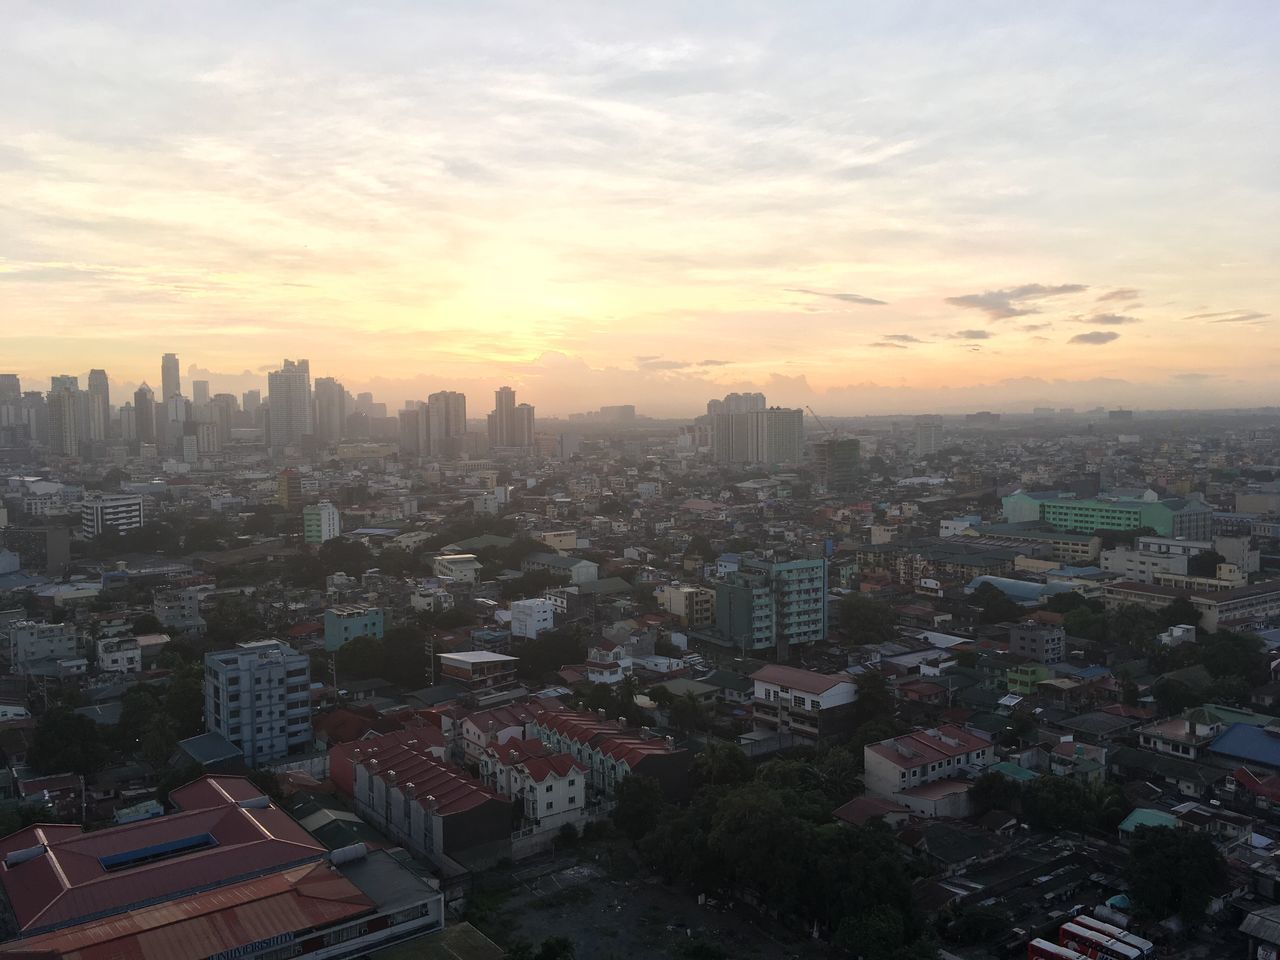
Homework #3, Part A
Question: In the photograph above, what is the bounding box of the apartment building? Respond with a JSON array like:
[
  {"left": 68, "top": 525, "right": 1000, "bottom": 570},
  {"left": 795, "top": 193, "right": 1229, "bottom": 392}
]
[
  {"left": 79, "top": 492, "right": 145, "bottom": 539},
  {"left": 302, "top": 501, "right": 341, "bottom": 544},
  {"left": 714, "top": 554, "right": 827, "bottom": 655},
  {"left": 863, "top": 725, "right": 994, "bottom": 801},
  {"left": 323, "top": 604, "right": 385, "bottom": 652},
  {"left": 510, "top": 597, "right": 555, "bottom": 639},
  {"left": 432, "top": 553, "right": 484, "bottom": 583},
  {"left": 657, "top": 584, "right": 715, "bottom": 627},
  {"left": 750, "top": 664, "right": 858, "bottom": 743},
  {"left": 8, "top": 621, "right": 78, "bottom": 674},
  {"left": 1009, "top": 621, "right": 1065, "bottom": 664},
  {"left": 521, "top": 553, "right": 599, "bottom": 585},
  {"left": 153, "top": 586, "right": 206, "bottom": 635},
  {"left": 479, "top": 738, "right": 587, "bottom": 836},
  {"left": 204, "top": 640, "right": 312, "bottom": 766},
  {"left": 459, "top": 703, "right": 538, "bottom": 763}
]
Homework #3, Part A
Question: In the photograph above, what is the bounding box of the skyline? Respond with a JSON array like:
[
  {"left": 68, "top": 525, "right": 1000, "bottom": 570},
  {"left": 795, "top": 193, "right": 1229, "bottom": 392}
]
[{"left": 2, "top": 2, "right": 1278, "bottom": 415}]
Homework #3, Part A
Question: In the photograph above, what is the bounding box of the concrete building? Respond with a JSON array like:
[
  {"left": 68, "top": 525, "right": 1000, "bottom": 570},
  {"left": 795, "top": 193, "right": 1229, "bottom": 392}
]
[
  {"left": 487, "top": 386, "right": 534, "bottom": 449},
  {"left": 85, "top": 369, "right": 109, "bottom": 442},
  {"left": 203, "top": 639, "right": 312, "bottom": 766},
  {"left": 750, "top": 665, "right": 858, "bottom": 743},
  {"left": 133, "top": 383, "right": 156, "bottom": 443},
  {"left": 712, "top": 405, "right": 804, "bottom": 465},
  {"left": 303, "top": 501, "right": 341, "bottom": 544},
  {"left": 278, "top": 468, "right": 303, "bottom": 511},
  {"left": 863, "top": 725, "right": 994, "bottom": 817},
  {"left": 657, "top": 584, "right": 715, "bottom": 627},
  {"left": 1002, "top": 490, "right": 1213, "bottom": 540},
  {"left": 397, "top": 407, "right": 428, "bottom": 457},
  {"left": 520, "top": 552, "right": 599, "bottom": 585},
  {"left": 324, "top": 604, "right": 385, "bottom": 652},
  {"left": 46, "top": 383, "right": 79, "bottom": 456},
  {"left": 79, "top": 492, "right": 145, "bottom": 539},
  {"left": 427, "top": 390, "right": 467, "bottom": 458},
  {"left": 160, "top": 352, "right": 181, "bottom": 402},
  {"left": 1102, "top": 580, "right": 1280, "bottom": 633},
  {"left": 267, "top": 358, "right": 313, "bottom": 448},
  {"left": 813, "top": 437, "right": 861, "bottom": 494},
  {"left": 154, "top": 586, "right": 206, "bottom": 635},
  {"left": 433, "top": 553, "right": 484, "bottom": 583},
  {"left": 312, "top": 376, "right": 346, "bottom": 444},
  {"left": 438, "top": 651, "right": 521, "bottom": 704},
  {"left": 479, "top": 738, "right": 588, "bottom": 838},
  {"left": 510, "top": 598, "right": 555, "bottom": 639},
  {"left": 9, "top": 621, "right": 78, "bottom": 674},
  {"left": 1009, "top": 621, "right": 1065, "bottom": 664},
  {"left": 914, "top": 415, "right": 942, "bottom": 457},
  {"left": 714, "top": 554, "right": 828, "bottom": 655},
  {"left": 95, "top": 636, "right": 142, "bottom": 673}
]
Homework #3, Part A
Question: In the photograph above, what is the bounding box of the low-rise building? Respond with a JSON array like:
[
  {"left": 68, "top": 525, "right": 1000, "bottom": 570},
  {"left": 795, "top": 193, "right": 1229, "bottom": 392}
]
[
  {"left": 302, "top": 500, "right": 341, "bottom": 544},
  {"left": 656, "top": 584, "right": 715, "bottom": 627},
  {"left": 204, "top": 639, "right": 312, "bottom": 766},
  {"left": 459, "top": 704, "right": 538, "bottom": 763},
  {"left": 432, "top": 554, "right": 484, "bottom": 583},
  {"left": 79, "top": 492, "right": 145, "bottom": 539},
  {"left": 521, "top": 553, "right": 600, "bottom": 585},
  {"left": 95, "top": 636, "right": 141, "bottom": 673},
  {"left": 1008, "top": 621, "right": 1065, "bottom": 664},
  {"left": 530, "top": 707, "right": 692, "bottom": 800},
  {"left": 8, "top": 621, "right": 78, "bottom": 675},
  {"left": 510, "top": 597, "right": 555, "bottom": 639},
  {"left": 479, "top": 737, "right": 587, "bottom": 836},
  {"left": 437, "top": 651, "right": 523, "bottom": 706},
  {"left": 863, "top": 725, "right": 994, "bottom": 810},
  {"left": 324, "top": 603, "right": 385, "bottom": 652},
  {"left": 750, "top": 664, "right": 858, "bottom": 743},
  {"left": 153, "top": 586, "right": 206, "bottom": 635}
]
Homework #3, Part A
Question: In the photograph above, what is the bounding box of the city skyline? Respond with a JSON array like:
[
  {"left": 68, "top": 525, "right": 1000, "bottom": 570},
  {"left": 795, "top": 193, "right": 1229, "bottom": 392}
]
[{"left": 2, "top": 3, "right": 1277, "bottom": 415}]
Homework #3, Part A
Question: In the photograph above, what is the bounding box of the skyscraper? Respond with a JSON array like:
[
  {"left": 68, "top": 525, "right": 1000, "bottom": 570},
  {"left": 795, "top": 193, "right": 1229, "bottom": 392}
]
[
  {"left": 192, "top": 379, "right": 210, "bottom": 407},
  {"left": 312, "top": 377, "right": 346, "bottom": 444},
  {"left": 398, "top": 407, "right": 428, "bottom": 457},
  {"left": 487, "top": 386, "right": 516, "bottom": 447},
  {"left": 267, "top": 359, "right": 312, "bottom": 449},
  {"left": 427, "top": 390, "right": 467, "bottom": 457},
  {"left": 242, "top": 389, "right": 261, "bottom": 414},
  {"left": 0, "top": 374, "right": 19, "bottom": 403},
  {"left": 914, "top": 415, "right": 942, "bottom": 458},
  {"left": 134, "top": 383, "right": 156, "bottom": 443},
  {"left": 47, "top": 382, "right": 80, "bottom": 456},
  {"left": 87, "top": 369, "right": 109, "bottom": 442},
  {"left": 161, "top": 353, "right": 181, "bottom": 401}
]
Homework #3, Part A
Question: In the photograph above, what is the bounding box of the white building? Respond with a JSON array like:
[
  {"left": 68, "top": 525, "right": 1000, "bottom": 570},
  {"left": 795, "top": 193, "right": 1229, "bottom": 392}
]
[
  {"left": 203, "top": 639, "right": 312, "bottom": 766},
  {"left": 9, "top": 621, "right": 78, "bottom": 674},
  {"left": 510, "top": 598, "right": 555, "bottom": 640},
  {"left": 863, "top": 725, "right": 994, "bottom": 814},
  {"left": 303, "top": 501, "right": 341, "bottom": 544},
  {"left": 79, "top": 493, "right": 145, "bottom": 539},
  {"left": 266, "top": 358, "right": 312, "bottom": 449},
  {"left": 96, "top": 636, "right": 142, "bottom": 673},
  {"left": 433, "top": 554, "right": 484, "bottom": 583},
  {"left": 154, "top": 586, "right": 206, "bottom": 635},
  {"left": 479, "top": 738, "right": 588, "bottom": 836}
]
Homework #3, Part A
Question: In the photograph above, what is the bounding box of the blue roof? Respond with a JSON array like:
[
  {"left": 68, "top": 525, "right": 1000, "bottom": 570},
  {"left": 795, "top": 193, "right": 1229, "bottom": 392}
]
[
  {"left": 350, "top": 527, "right": 399, "bottom": 536},
  {"left": 1210, "top": 722, "right": 1280, "bottom": 768},
  {"left": 1119, "top": 808, "right": 1178, "bottom": 834},
  {"left": 965, "top": 576, "right": 1077, "bottom": 602}
]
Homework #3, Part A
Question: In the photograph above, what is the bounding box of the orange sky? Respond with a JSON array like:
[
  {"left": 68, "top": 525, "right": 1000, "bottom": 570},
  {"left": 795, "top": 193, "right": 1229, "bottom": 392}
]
[{"left": 1, "top": 3, "right": 1276, "bottom": 415}]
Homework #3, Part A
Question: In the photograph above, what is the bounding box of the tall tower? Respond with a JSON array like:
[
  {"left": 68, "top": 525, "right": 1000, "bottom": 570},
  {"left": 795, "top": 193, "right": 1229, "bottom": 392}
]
[
  {"left": 313, "top": 376, "right": 346, "bottom": 444},
  {"left": 161, "top": 353, "right": 181, "bottom": 401},
  {"left": 47, "top": 381, "right": 80, "bottom": 456},
  {"left": 87, "top": 369, "right": 109, "bottom": 442},
  {"left": 488, "top": 386, "right": 517, "bottom": 447},
  {"left": 134, "top": 383, "right": 156, "bottom": 443},
  {"left": 267, "top": 359, "right": 313, "bottom": 449},
  {"left": 192, "top": 379, "right": 210, "bottom": 408},
  {"left": 427, "top": 390, "right": 467, "bottom": 457}
]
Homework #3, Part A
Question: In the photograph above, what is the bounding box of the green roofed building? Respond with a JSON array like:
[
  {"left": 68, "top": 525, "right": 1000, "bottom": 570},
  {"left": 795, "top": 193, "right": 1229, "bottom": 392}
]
[{"left": 1002, "top": 490, "right": 1212, "bottom": 540}]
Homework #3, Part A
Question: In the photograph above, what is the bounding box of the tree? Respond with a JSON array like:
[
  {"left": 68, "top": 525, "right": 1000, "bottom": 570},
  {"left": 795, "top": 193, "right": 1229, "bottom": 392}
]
[
  {"left": 834, "top": 904, "right": 906, "bottom": 960},
  {"left": 971, "top": 583, "right": 1023, "bottom": 624},
  {"left": 854, "top": 670, "right": 895, "bottom": 726},
  {"left": 669, "top": 691, "right": 709, "bottom": 735},
  {"left": 335, "top": 635, "right": 387, "bottom": 683},
  {"left": 969, "top": 772, "right": 1020, "bottom": 816},
  {"left": 691, "top": 741, "right": 754, "bottom": 789},
  {"left": 1021, "top": 776, "right": 1092, "bottom": 832},
  {"left": 612, "top": 775, "right": 664, "bottom": 847},
  {"left": 132, "top": 613, "right": 163, "bottom": 636},
  {"left": 533, "top": 937, "right": 576, "bottom": 960},
  {"left": 29, "top": 709, "right": 106, "bottom": 778},
  {"left": 1153, "top": 677, "right": 1201, "bottom": 716},
  {"left": 1127, "top": 826, "right": 1225, "bottom": 923},
  {"left": 1186, "top": 551, "right": 1226, "bottom": 578},
  {"left": 839, "top": 595, "right": 898, "bottom": 645}
]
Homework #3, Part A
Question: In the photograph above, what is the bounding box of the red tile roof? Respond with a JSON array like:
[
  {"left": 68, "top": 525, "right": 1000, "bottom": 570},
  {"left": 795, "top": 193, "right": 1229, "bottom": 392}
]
[
  {"left": 865, "top": 725, "right": 990, "bottom": 770},
  {"left": 750, "top": 665, "right": 855, "bottom": 695},
  {"left": 351, "top": 734, "right": 507, "bottom": 817},
  {"left": 832, "top": 796, "right": 911, "bottom": 827},
  {"left": 0, "top": 861, "right": 371, "bottom": 959},
  {"left": 0, "top": 777, "right": 325, "bottom": 934}
]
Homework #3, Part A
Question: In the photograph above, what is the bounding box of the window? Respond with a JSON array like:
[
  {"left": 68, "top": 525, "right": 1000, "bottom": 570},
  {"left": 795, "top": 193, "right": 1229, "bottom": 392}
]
[
  {"left": 810, "top": 698, "right": 822, "bottom": 710},
  {"left": 546, "top": 801, "right": 554, "bottom": 811},
  {"left": 568, "top": 779, "right": 576, "bottom": 786},
  {"left": 545, "top": 784, "right": 553, "bottom": 793},
  {"left": 569, "top": 796, "right": 576, "bottom": 804},
  {"left": 792, "top": 695, "right": 805, "bottom": 708}
]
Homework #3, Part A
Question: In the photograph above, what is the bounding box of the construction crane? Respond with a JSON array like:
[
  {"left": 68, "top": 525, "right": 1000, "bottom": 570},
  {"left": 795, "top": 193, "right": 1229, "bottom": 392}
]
[{"left": 806, "top": 405, "right": 841, "bottom": 440}]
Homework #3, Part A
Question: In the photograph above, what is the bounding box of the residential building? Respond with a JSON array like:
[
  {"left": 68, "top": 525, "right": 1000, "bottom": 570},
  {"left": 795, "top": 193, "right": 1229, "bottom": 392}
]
[
  {"left": 460, "top": 704, "right": 539, "bottom": 763},
  {"left": 487, "top": 385, "right": 534, "bottom": 449},
  {"left": 324, "top": 604, "right": 385, "bottom": 652},
  {"left": 350, "top": 733, "right": 512, "bottom": 860},
  {"left": 814, "top": 437, "right": 861, "bottom": 493},
  {"left": 312, "top": 376, "right": 346, "bottom": 443},
  {"left": 479, "top": 738, "right": 587, "bottom": 836},
  {"left": 657, "top": 584, "right": 715, "bottom": 627},
  {"left": 8, "top": 621, "right": 78, "bottom": 674},
  {"left": 427, "top": 390, "right": 467, "bottom": 457},
  {"left": 203, "top": 639, "right": 312, "bottom": 766},
  {"left": 398, "top": 406, "right": 428, "bottom": 457},
  {"left": 267, "top": 358, "right": 313, "bottom": 448},
  {"left": 1009, "top": 621, "right": 1065, "bottom": 664},
  {"left": 711, "top": 405, "right": 804, "bottom": 465},
  {"left": 914, "top": 415, "right": 942, "bottom": 457},
  {"left": 45, "top": 382, "right": 79, "bottom": 456},
  {"left": 529, "top": 707, "right": 692, "bottom": 799},
  {"left": 95, "top": 636, "right": 142, "bottom": 673},
  {"left": 1102, "top": 580, "right": 1280, "bottom": 633},
  {"left": 303, "top": 500, "right": 341, "bottom": 544},
  {"left": 863, "top": 725, "right": 994, "bottom": 816},
  {"left": 510, "top": 597, "right": 555, "bottom": 639},
  {"left": 714, "top": 554, "right": 828, "bottom": 655},
  {"left": 79, "top": 492, "right": 145, "bottom": 539},
  {"left": 750, "top": 664, "right": 858, "bottom": 743},
  {"left": 521, "top": 552, "right": 599, "bottom": 585},
  {"left": 437, "top": 651, "right": 522, "bottom": 705},
  {"left": 154, "top": 586, "right": 206, "bottom": 634},
  {"left": 433, "top": 553, "right": 484, "bottom": 583},
  {"left": 133, "top": 383, "right": 156, "bottom": 442},
  {"left": 85, "top": 368, "right": 109, "bottom": 442}
]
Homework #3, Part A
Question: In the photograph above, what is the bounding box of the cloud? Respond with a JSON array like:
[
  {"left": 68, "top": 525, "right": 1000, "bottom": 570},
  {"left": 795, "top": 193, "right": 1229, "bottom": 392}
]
[
  {"left": 869, "top": 341, "right": 907, "bottom": 349},
  {"left": 1078, "top": 313, "right": 1140, "bottom": 326},
  {"left": 1184, "top": 311, "right": 1270, "bottom": 324},
  {"left": 1171, "top": 372, "right": 1218, "bottom": 381},
  {"left": 1020, "top": 323, "right": 1052, "bottom": 331},
  {"left": 636, "top": 358, "right": 689, "bottom": 370},
  {"left": 634, "top": 355, "right": 661, "bottom": 362},
  {"left": 1069, "top": 331, "right": 1120, "bottom": 345},
  {"left": 787, "top": 288, "right": 887, "bottom": 306},
  {"left": 946, "top": 283, "right": 1088, "bottom": 319},
  {"left": 882, "top": 334, "right": 923, "bottom": 343},
  {"left": 951, "top": 329, "right": 993, "bottom": 340},
  {"left": 697, "top": 359, "right": 731, "bottom": 366},
  {"left": 1098, "top": 288, "right": 1140, "bottom": 302}
]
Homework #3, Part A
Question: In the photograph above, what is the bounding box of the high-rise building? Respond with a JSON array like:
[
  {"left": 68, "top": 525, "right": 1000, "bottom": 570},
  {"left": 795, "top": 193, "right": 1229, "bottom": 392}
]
[
  {"left": 86, "top": 369, "right": 109, "bottom": 442},
  {"left": 813, "top": 437, "right": 861, "bottom": 494},
  {"left": 46, "top": 382, "right": 80, "bottom": 456},
  {"left": 133, "top": 383, "right": 156, "bottom": 443},
  {"left": 488, "top": 385, "right": 517, "bottom": 447},
  {"left": 398, "top": 407, "right": 428, "bottom": 457},
  {"left": 0, "top": 375, "right": 20, "bottom": 403},
  {"left": 514, "top": 403, "right": 535, "bottom": 448},
  {"left": 278, "top": 468, "right": 303, "bottom": 511},
  {"left": 119, "top": 402, "right": 137, "bottom": 441},
  {"left": 242, "top": 389, "right": 261, "bottom": 414},
  {"left": 192, "top": 379, "right": 210, "bottom": 408},
  {"left": 50, "top": 375, "right": 78, "bottom": 393},
  {"left": 712, "top": 403, "right": 803, "bottom": 465},
  {"left": 203, "top": 640, "right": 311, "bottom": 766},
  {"left": 427, "top": 390, "right": 467, "bottom": 457},
  {"left": 765, "top": 407, "right": 804, "bottom": 463},
  {"left": 714, "top": 555, "right": 828, "bottom": 657},
  {"left": 914, "top": 415, "right": 942, "bottom": 457},
  {"left": 312, "top": 376, "right": 346, "bottom": 444},
  {"left": 266, "top": 359, "right": 312, "bottom": 448},
  {"left": 163, "top": 394, "right": 189, "bottom": 454},
  {"left": 161, "top": 353, "right": 181, "bottom": 401}
]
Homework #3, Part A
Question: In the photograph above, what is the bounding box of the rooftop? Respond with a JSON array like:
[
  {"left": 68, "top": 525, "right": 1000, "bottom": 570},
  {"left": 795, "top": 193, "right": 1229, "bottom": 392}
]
[{"left": 751, "top": 664, "right": 855, "bottom": 695}]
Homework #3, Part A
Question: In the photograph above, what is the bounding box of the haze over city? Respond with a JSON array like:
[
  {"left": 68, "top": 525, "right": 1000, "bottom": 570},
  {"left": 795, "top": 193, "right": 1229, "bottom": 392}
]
[{"left": 3, "top": 2, "right": 1277, "bottom": 415}]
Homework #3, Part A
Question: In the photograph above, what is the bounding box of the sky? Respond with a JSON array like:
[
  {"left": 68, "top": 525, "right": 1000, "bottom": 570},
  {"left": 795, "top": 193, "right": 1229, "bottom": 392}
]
[{"left": 1, "top": 1, "right": 1277, "bottom": 417}]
